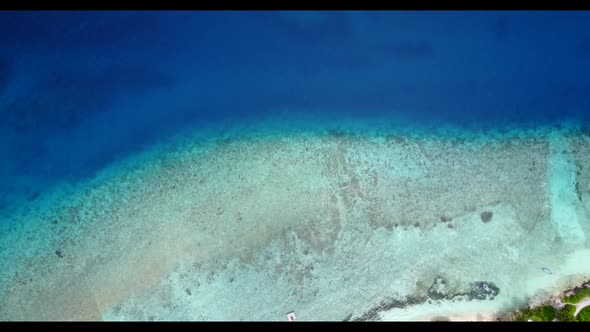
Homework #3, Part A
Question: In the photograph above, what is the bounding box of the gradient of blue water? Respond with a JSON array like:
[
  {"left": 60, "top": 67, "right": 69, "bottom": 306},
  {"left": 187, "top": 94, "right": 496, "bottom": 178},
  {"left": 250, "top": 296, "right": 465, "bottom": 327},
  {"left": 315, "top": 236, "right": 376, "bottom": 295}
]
[{"left": 1, "top": 11, "right": 590, "bottom": 212}]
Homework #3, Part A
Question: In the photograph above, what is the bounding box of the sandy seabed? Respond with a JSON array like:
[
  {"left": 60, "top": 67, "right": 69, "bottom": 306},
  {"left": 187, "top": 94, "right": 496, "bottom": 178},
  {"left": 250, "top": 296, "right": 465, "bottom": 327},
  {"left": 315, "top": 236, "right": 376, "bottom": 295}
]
[{"left": 1, "top": 125, "right": 590, "bottom": 321}]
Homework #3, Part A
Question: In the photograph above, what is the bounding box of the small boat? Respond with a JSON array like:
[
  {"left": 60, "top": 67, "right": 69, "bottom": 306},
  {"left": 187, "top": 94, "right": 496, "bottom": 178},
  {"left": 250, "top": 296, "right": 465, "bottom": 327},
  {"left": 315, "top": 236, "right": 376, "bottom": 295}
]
[
  {"left": 542, "top": 267, "right": 553, "bottom": 274},
  {"left": 287, "top": 311, "right": 297, "bottom": 321}
]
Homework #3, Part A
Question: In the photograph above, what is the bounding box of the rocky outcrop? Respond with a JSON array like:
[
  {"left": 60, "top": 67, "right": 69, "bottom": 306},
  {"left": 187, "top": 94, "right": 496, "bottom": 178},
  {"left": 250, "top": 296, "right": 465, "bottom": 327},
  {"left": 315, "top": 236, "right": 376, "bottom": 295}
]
[{"left": 349, "top": 276, "right": 500, "bottom": 321}]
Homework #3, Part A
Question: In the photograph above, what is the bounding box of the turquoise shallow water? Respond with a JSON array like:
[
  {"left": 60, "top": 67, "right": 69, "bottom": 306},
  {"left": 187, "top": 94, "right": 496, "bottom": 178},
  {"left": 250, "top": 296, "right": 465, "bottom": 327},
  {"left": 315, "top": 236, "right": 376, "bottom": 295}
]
[
  {"left": 1, "top": 116, "right": 589, "bottom": 320},
  {"left": 2, "top": 11, "right": 590, "bottom": 215},
  {"left": 1, "top": 11, "right": 590, "bottom": 320}
]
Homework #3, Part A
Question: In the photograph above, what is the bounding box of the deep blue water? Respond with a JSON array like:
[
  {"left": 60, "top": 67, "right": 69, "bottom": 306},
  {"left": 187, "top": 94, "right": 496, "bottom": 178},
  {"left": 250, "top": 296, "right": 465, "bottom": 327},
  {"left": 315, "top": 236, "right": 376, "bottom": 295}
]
[{"left": 1, "top": 11, "right": 590, "bottom": 211}]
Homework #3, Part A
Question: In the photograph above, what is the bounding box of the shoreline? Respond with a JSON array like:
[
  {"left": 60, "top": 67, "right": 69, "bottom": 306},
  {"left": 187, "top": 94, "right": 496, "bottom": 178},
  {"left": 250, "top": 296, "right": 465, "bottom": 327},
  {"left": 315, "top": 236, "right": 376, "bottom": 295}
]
[{"left": 412, "top": 278, "right": 590, "bottom": 322}]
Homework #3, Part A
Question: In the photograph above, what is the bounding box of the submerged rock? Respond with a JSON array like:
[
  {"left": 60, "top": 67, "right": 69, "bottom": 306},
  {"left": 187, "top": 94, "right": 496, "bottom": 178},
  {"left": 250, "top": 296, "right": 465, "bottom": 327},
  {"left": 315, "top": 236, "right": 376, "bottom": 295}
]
[
  {"left": 467, "top": 281, "right": 500, "bottom": 301},
  {"left": 480, "top": 211, "right": 493, "bottom": 223},
  {"left": 427, "top": 276, "right": 450, "bottom": 300}
]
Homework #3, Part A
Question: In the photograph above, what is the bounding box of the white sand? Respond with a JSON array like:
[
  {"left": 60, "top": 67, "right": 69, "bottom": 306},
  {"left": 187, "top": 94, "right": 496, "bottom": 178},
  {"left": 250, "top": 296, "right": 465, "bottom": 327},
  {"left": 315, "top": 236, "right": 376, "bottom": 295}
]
[{"left": 574, "top": 297, "right": 590, "bottom": 317}]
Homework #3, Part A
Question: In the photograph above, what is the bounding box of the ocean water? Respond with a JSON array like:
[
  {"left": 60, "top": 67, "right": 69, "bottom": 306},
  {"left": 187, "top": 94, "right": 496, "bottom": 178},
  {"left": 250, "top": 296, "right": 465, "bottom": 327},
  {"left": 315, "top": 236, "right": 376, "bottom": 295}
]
[{"left": 0, "top": 11, "right": 590, "bottom": 321}]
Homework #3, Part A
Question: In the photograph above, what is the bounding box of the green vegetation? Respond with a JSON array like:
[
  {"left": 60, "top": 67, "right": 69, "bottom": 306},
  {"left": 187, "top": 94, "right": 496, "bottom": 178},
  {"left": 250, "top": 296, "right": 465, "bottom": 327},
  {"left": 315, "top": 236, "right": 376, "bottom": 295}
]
[
  {"left": 511, "top": 286, "right": 590, "bottom": 322},
  {"left": 577, "top": 306, "right": 590, "bottom": 322},
  {"left": 563, "top": 288, "right": 590, "bottom": 304},
  {"left": 514, "top": 305, "right": 557, "bottom": 322},
  {"left": 556, "top": 304, "right": 576, "bottom": 322}
]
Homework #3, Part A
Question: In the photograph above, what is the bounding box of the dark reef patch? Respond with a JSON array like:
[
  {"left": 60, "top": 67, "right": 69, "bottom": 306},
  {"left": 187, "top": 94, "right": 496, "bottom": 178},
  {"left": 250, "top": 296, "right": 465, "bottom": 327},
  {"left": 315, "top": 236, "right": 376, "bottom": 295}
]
[
  {"left": 353, "top": 295, "right": 428, "bottom": 321},
  {"left": 440, "top": 216, "right": 451, "bottom": 222},
  {"left": 427, "top": 276, "right": 449, "bottom": 300},
  {"left": 480, "top": 211, "right": 493, "bottom": 223},
  {"left": 350, "top": 276, "right": 500, "bottom": 321},
  {"left": 467, "top": 281, "right": 500, "bottom": 301},
  {"left": 575, "top": 181, "right": 582, "bottom": 202}
]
